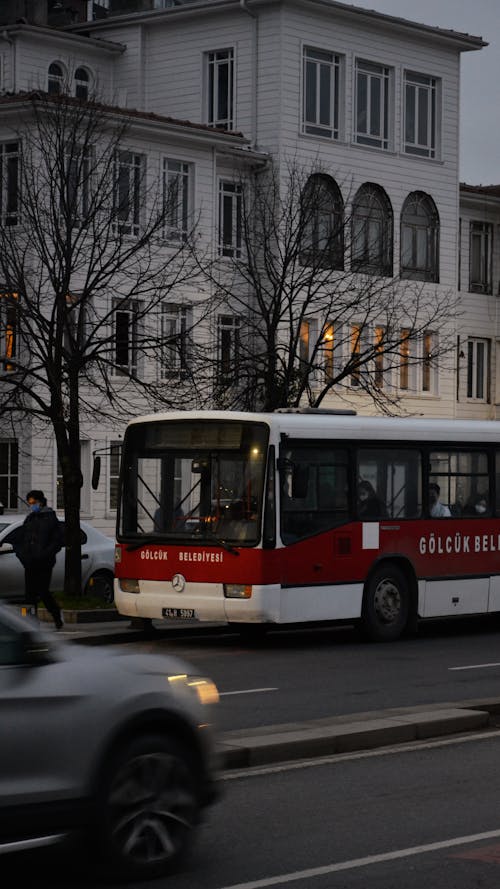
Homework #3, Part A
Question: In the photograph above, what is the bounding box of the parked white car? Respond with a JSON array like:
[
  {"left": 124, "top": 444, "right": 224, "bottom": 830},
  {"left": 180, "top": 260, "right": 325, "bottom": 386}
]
[
  {"left": 0, "top": 516, "right": 115, "bottom": 603},
  {"left": 0, "top": 605, "right": 219, "bottom": 879}
]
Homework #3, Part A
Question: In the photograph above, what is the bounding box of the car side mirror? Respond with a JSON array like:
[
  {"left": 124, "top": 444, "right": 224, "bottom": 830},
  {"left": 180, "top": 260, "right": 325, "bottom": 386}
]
[{"left": 0, "top": 542, "right": 14, "bottom": 554}]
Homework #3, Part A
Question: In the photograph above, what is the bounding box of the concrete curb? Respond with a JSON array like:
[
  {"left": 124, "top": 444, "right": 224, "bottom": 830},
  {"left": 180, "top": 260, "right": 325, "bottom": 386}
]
[{"left": 217, "top": 706, "right": 492, "bottom": 769}]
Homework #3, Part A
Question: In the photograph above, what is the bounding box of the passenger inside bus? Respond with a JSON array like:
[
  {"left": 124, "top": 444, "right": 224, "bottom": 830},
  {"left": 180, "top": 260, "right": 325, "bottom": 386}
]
[
  {"left": 357, "top": 480, "right": 387, "bottom": 519},
  {"left": 428, "top": 483, "right": 451, "bottom": 518},
  {"left": 464, "top": 493, "right": 489, "bottom": 516}
]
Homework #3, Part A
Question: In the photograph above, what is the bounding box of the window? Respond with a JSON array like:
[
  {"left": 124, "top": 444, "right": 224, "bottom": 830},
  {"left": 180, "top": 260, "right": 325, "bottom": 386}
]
[
  {"left": 217, "top": 314, "right": 239, "bottom": 385},
  {"left": 280, "top": 443, "right": 350, "bottom": 542},
  {"left": 114, "top": 151, "right": 144, "bottom": 237},
  {"left": 64, "top": 146, "right": 92, "bottom": 223},
  {"left": 0, "top": 292, "right": 17, "bottom": 371},
  {"left": 109, "top": 441, "right": 121, "bottom": 510},
  {"left": 404, "top": 71, "right": 437, "bottom": 158},
  {"left": 74, "top": 67, "right": 90, "bottom": 100},
  {"left": 48, "top": 62, "right": 64, "bottom": 95},
  {"left": 351, "top": 183, "right": 393, "bottom": 275},
  {"left": 400, "top": 192, "right": 439, "bottom": 282},
  {"left": 160, "top": 303, "right": 190, "bottom": 377},
  {"left": 350, "top": 323, "right": 361, "bottom": 387},
  {"left": 113, "top": 300, "right": 139, "bottom": 375},
  {"left": 467, "top": 338, "right": 490, "bottom": 401},
  {"left": 302, "top": 47, "right": 340, "bottom": 139},
  {"left": 469, "top": 222, "right": 493, "bottom": 294},
  {"left": 430, "top": 450, "right": 489, "bottom": 518},
  {"left": 0, "top": 440, "right": 18, "bottom": 509},
  {"left": 299, "top": 319, "right": 310, "bottom": 365},
  {"left": 0, "top": 142, "right": 19, "bottom": 226},
  {"left": 218, "top": 180, "right": 242, "bottom": 258},
  {"left": 300, "top": 174, "right": 344, "bottom": 269},
  {"left": 163, "top": 158, "right": 191, "bottom": 242},
  {"left": 422, "top": 330, "right": 438, "bottom": 394},
  {"left": 322, "top": 322, "right": 335, "bottom": 381},
  {"left": 207, "top": 49, "right": 234, "bottom": 130},
  {"left": 374, "top": 326, "right": 385, "bottom": 389},
  {"left": 358, "top": 448, "right": 422, "bottom": 519},
  {"left": 399, "top": 329, "right": 411, "bottom": 391},
  {"left": 354, "top": 60, "right": 391, "bottom": 149}
]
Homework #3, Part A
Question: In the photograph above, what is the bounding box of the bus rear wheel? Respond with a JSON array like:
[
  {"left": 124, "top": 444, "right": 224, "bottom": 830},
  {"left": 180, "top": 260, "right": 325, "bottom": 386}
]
[{"left": 361, "top": 562, "right": 409, "bottom": 642}]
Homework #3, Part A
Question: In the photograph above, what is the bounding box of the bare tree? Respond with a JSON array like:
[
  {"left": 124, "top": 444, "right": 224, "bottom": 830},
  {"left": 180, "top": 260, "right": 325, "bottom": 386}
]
[
  {"left": 205, "top": 158, "right": 458, "bottom": 414},
  {"left": 0, "top": 91, "right": 208, "bottom": 594}
]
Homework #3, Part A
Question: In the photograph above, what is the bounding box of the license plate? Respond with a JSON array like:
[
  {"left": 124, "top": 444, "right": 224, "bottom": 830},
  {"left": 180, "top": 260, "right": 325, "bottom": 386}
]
[{"left": 162, "top": 607, "right": 196, "bottom": 620}]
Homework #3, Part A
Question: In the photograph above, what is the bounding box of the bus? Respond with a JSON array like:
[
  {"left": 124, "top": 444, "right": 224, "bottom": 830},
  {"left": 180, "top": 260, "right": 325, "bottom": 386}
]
[{"left": 113, "top": 409, "right": 500, "bottom": 641}]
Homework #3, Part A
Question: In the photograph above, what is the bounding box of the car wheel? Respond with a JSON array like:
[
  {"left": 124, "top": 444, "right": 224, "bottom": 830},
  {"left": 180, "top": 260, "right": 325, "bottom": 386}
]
[
  {"left": 85, "top": 570, "right": 114, "bottom": 605},
  {"left": 361, "top": 562, "right": 409, "bottom": 642},
  {"left": 96, "top": 734, "right": 200, "bottom": 880}
]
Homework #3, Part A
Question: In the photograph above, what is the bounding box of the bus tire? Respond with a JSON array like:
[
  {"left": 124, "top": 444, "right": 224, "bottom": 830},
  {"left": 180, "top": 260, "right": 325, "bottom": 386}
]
[{"left": 361, "top": 562, "right": 409, "bottom": 642}]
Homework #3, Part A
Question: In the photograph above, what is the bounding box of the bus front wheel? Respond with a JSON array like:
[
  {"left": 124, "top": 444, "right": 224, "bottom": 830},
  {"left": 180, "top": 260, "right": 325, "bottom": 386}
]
[{"left": 361, "top": 562, "right": 409, "bottom": 642}]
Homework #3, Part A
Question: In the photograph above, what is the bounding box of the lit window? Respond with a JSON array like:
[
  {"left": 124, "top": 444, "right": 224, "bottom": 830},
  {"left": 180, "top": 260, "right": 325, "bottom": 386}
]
[{"left": 0, "top": 292, "right": 17, "bottom": 371}]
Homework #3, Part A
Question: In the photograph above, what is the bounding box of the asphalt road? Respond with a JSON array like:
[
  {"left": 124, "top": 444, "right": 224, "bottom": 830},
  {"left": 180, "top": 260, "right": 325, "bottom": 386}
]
[
  {"left": 7, "top": 730, "right": 500, "bottom": 889},
  {"left": 112, "top": 617, "right": 500, "bottom": 733}
]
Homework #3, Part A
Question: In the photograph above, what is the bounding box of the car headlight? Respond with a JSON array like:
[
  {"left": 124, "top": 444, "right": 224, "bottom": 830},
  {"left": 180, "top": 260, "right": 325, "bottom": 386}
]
[{"left": 168, "top": 674, "right": 219, "bottom": 706}]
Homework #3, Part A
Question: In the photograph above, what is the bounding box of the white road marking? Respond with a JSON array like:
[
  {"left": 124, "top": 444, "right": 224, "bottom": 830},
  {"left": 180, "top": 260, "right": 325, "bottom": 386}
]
[
  {"left": 216, "top": 828, "right": 500, "bottom": 889},
  {"left": 220, "top": 687, "right": 278, "bottom": 696},
  {"left": 449, "top": 662, "right": 500, "bottom": 671}
]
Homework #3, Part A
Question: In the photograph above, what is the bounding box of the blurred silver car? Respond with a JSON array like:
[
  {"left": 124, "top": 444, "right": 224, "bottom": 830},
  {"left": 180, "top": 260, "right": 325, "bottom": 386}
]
[
  {"left": 0, "top": 605, "right": 219, "bottom": 879},
  {"left": 0, "top": 517, "right": 115, "bottom": 603}
]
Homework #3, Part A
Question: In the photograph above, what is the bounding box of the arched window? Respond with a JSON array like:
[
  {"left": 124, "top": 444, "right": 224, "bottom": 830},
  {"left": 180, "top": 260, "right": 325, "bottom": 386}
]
[
  {"left": 351, "top": 183, "right": 393, "bottom": 276},
  {"left": 400, "top": 191, "right": 439, "bottom": 282},
  {"left": 300, "top": 174, "right": 344, "bottom": 269},
  {"left": 74, "top": 67, "right": 90, "bottom": 100},
  {"left": 48, "top": 62, "right": 64, "bottom": 95}
]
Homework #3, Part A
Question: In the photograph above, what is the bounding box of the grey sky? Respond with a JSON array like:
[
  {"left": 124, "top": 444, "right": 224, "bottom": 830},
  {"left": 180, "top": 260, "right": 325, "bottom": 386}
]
[{"left": 353, "top": 0, "right": 498, "bottom": 185}]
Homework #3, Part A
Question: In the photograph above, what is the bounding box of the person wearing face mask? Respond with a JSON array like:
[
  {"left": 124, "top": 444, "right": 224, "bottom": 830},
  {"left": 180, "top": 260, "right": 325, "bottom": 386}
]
[
  {"left": 465, "top": 493, "right": 488, "bottom": 516},
  {"left": 12, "top": 490, "right": 64, "bottom": 629}
]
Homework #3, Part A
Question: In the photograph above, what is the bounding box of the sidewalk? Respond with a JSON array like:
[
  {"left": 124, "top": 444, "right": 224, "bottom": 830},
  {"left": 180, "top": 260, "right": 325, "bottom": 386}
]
[{"left": 42, "top": 617, "right": 500, "bottom": 771}]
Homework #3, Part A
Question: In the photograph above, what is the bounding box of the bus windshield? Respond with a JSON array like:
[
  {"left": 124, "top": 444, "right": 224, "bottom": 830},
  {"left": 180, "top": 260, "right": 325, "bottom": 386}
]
[{"left": 118, "top": 420, "right": 269, "bottom": 546}]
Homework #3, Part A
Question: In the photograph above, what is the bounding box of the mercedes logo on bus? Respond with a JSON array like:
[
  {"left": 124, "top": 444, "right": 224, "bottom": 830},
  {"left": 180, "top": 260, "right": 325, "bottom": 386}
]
[{"left": 172, "top": 573, "right": 186, "bottom": 593}]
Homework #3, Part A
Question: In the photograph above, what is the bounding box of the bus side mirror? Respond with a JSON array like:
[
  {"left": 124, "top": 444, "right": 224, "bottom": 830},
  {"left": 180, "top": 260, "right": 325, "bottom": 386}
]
[{"left": 91, "top": 455, "right": 101, "bottom": 490}]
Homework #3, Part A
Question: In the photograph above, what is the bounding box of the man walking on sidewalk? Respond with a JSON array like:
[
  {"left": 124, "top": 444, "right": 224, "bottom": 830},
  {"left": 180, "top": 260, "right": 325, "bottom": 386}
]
[{"left": 13, "top": 490, "right": 64, "bottom": 629}]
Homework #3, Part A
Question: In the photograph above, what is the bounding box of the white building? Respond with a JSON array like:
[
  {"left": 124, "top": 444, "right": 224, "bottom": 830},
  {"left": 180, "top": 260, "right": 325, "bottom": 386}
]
[{"left": 0, "top": 0, "right": 497, "bottom": 532}]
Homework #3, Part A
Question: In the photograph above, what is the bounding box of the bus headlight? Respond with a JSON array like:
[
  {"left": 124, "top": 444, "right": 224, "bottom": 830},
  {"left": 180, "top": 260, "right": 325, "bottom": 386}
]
[
  {"left": 119, "top": 578, "right": 140, "bottom": 593},
  {"left": 224, "top": 583, "right": 252, "bottom": 599}
]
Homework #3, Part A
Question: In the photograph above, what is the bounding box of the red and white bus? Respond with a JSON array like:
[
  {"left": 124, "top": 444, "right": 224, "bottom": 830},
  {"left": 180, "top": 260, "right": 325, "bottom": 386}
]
[{"left": 114, "top": 409, "right": 500, "bottom": 641}]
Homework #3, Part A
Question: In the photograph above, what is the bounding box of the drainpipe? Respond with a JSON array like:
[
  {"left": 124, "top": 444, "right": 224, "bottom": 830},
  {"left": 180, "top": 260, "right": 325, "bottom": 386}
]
[
  {"left": 1, "top": 30, "right": 15, "bottom": 93},
  {"left": 239, "top": 0, "right": 258, "bottom": 148}
]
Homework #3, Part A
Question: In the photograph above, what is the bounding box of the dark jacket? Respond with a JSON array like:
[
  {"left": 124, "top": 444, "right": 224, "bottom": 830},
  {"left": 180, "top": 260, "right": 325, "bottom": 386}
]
[{"left": 14, "top": 507, "right": 64, "bottom": 567}]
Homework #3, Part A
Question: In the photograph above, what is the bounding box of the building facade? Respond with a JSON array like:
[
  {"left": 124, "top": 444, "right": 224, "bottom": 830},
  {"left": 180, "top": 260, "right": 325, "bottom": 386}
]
[{"left": 0, "top": 0, "right": 498, "bottom": 532}]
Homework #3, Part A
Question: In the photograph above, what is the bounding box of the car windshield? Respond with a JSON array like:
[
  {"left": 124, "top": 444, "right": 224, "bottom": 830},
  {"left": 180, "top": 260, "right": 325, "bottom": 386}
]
[{"left": 118, "top": 420, "right": 269, "bottom": 546}]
